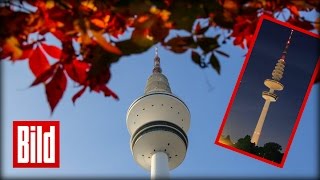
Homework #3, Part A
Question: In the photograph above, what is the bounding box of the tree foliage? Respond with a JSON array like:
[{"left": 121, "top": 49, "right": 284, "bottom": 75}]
[
  {"left": 0, "top": 0, "right": 319, "bottom": 112},
  {"left": 232, "top": 135, "right": 284, "bottom": 163}
]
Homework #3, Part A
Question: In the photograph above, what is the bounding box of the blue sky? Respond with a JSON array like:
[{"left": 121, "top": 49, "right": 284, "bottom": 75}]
[{"left": 1, "top": 12, "right": 319, "bottom": 179}]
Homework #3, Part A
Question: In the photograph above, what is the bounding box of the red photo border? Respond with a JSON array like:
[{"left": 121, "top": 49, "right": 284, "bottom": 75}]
[{"left": 214, "top": 15, "right": 320, "bottom": 168}]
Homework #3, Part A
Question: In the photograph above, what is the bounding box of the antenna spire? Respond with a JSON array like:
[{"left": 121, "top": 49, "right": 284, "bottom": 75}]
[
  {"left": 153, "top": 47, "right": 162, "bottom": 73},
  {"left": 281, "top": 29, "right": 294, "bottom": 60}
]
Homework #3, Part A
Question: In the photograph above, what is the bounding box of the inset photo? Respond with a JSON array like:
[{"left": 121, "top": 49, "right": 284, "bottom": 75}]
[{"left": 215, "top": 16, "right": 319, "bottom": 168}]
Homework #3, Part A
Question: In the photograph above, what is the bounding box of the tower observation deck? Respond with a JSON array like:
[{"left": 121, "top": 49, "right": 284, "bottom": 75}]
[
  {"left": 251, "top": 30, "right": 294, "bottom": 145},
  {"left": 126, "top": 48, "right": 190, "bottom": 179}
]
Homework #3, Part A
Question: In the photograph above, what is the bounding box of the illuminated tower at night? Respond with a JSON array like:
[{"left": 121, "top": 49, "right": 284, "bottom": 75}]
[
  {"left": 126, "top": 48, "right": 190, "bottom": 179},
  {"left": 251, "top": 30, "right": 294, "bottom": 145}
]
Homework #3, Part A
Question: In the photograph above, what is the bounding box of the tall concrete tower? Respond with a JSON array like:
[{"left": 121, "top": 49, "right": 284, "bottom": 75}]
[
  {"left": 251, "top": 30, "right": 294, "bottom": 145},
  {"left": 126, "top": 48, "right": 190, "bottom": 179}
]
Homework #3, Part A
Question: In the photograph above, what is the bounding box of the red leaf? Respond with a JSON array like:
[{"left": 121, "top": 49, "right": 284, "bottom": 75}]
[
  {"left": 14, "top": 43, "right": 35, "bottom": 61},
  {"left": 194, "top": 22, "right": 201, "bottom": 34},
  {"left": 45, "top": 66, "right": 67, "bottom": 113},
  {"left": 41, "top": 43, "right": 62, "bottom": 59},
  {"left": 18, "top": 48, "right": 34, "bottom": 60},
  {"left": 72, "top": 86, "right": 87, "bottom": 104},
  {"left": 100, "top": 85, "right": 119, "bottom": 100},
  {"left": 51, "top": 30, "right": 68, "bottom": 41},
  {"left": 30, "top": 63, "right": 59, "bottom": 86},
  {"left": 65, "top": 59, "right": 89, "bottom": 84},
  {"left": 29, "top": 46, "right": 50, "bottom": 76}
]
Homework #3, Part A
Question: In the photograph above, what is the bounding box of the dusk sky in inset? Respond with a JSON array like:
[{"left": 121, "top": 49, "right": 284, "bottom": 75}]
[{"left": 222, "top": 19, "right": 319, "bottom": 151}]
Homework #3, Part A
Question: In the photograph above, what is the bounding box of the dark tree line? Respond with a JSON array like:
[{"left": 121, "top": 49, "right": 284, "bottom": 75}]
[{"left": 220, "top": 134, "right": 284, "bottom": 163}]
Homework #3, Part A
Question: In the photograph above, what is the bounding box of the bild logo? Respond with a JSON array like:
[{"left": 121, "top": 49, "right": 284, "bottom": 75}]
[{"left": 13, "top": 121, "right": 60, "bottom": 168}]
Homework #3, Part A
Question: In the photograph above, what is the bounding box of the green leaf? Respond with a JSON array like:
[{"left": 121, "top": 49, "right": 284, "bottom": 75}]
[
  {"left": 215, "top": 50, "right": 230, "bottom": 58},
  {"left": 209, "top": 53, "right": 220, "bottom": 74},
  {"left": 191, "top": 50, "right": 201, "bottom": 66},
  {"left": 116, "top": 39, "right": 152, "bottom": 55},
  {"left": 169, "top": 1, "right": 221, "bottom": 31},
  {"left": 131, "top": 28, "right": 155, "bottom": 48}
]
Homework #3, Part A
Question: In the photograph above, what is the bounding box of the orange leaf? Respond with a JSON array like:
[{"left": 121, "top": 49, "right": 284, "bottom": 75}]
[
  {"left": 137, "top": 15, "right": 149, "bottom": 23},
  {"left": 45, "top": 66, "right": 67, "bottom": 113},
  {"left": 91, "top": 30, "right": 122, "bottom": 55},
  {"left": 223, "top": 0, "right": 239, "bottom": 13},
  {"left": 41, "top": 43, "right": 62, "bottom": 59},
  {"left": 91, "top": 18, "right": 106, "bottom": 28},
  {"left": 3, "top": 36, "right": 23, "bottom": 60},
  {"left": 288, "top": 5, "right": 299, "bottom": 16},
  {"left": 29, "top": 46, "right": 50, "bottom": 76}
]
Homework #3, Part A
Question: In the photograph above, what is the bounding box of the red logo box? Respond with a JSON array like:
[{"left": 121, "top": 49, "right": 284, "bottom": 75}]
[{"left": 13, "top": 121, "right": 60, "bottom": 168}]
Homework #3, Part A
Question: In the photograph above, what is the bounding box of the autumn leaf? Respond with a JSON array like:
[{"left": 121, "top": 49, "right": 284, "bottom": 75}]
[
  {"left": 2, "top": 36, "right": 23, "bottom": 60},
  {"left": 209, "top": 53, "right": 221, "bottom": 74},
  {"left": 9, "top": 43, "right": 34, "bottom": 61},
  {"left": 72, "top": 86, "right": 87, "bottom": 104},
  {"left": 29, "top": 46, "right": 50, "bottom": 76},
  {"left": 194, "top": 22, "right": 209, "bottom": 35},
  {"left": 91, "top": 18, "right": 107, "bottom": 28},
  {"left": 41, "top": 43, "right": 62, "bottom": 59},
  {"left": 45, "top": 66, "right": 67, "bottom": 113},
  {"left": 288, "top": 5, "right": 299, "bottom": 16},
  {"left": 100, "top": 85, "right": 119, "bottom": 100},
  {"left": 222, "top": 0, "right": 239, "bottom": 14},
  {"left": 91, "top": 30, "right": 122, "bottom": 55},
  {"left": 30, "top": 62, "right": 58, "bottom": 86},
  {"left": 18, "top": 48, "right": 34, "bottom": 60},
  {"left": 64, "top": 59, "right": 89, "bottom": 84}
]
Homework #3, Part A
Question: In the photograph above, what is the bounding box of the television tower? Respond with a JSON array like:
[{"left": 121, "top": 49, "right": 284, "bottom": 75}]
[
  {"left": 251, "top": 30, "right": 294, "bottom": 145},
  {"left": 126, "top": 48, "right": 190, "bottom": 179}
]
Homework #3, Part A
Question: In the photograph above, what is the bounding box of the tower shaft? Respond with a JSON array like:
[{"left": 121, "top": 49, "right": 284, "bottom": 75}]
[
  {"left": 151, "top": 152, "right": 170, "bottom": 180},
  {"left": 251, "top": 99, "right": 271, "bottom": 144}
]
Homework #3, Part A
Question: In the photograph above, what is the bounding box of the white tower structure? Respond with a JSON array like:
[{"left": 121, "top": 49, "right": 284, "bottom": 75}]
[
  {"left": 251, "top": 30, "right": 294, "bottom": 145},
  {"left": 126, "top": 48, "right": 190, "bottom": 179}
]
